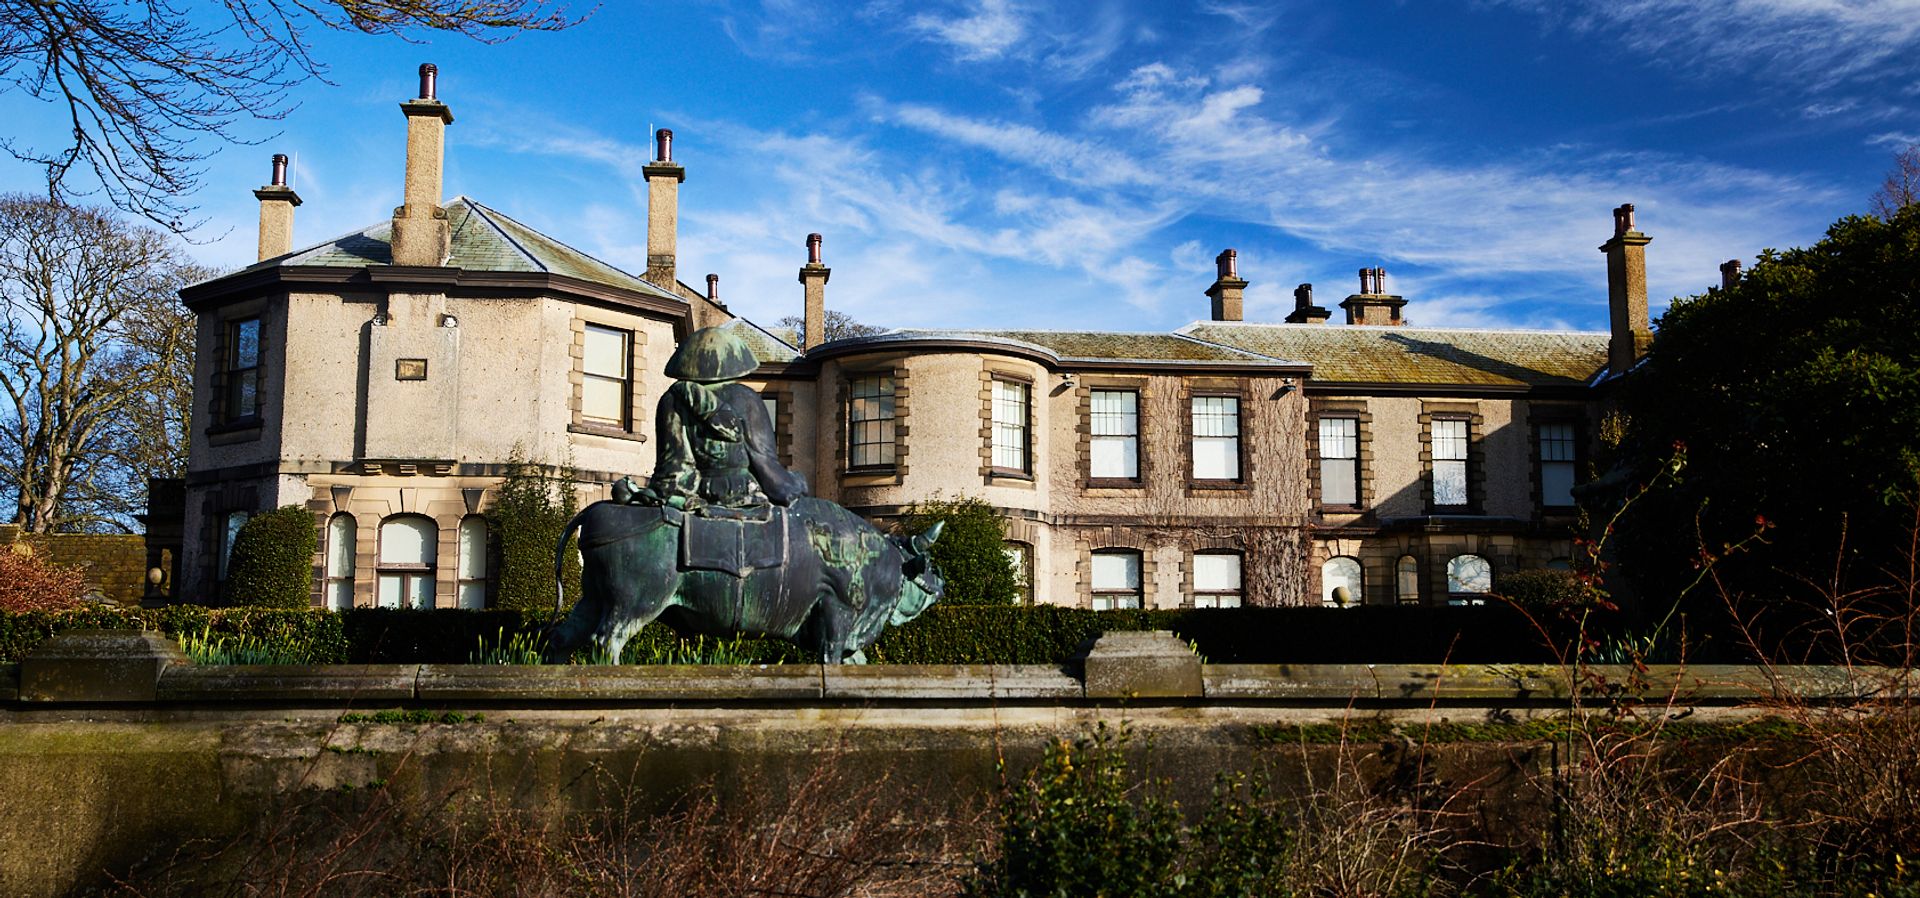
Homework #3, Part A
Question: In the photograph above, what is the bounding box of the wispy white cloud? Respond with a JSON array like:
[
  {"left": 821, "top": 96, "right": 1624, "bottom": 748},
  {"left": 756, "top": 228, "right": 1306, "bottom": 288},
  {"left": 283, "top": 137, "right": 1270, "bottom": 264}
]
[
  {"left": 906, "top": 0, "right": 1028, "bottom": 61},
  {"left": 1490, "top": 0, "right": 1920, "bottom": 90}
]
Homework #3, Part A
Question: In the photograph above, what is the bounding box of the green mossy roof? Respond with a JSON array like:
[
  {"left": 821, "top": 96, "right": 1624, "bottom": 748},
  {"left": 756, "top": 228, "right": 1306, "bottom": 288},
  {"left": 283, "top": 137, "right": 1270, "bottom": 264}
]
[
  {"left": 250, "top": 198, "right": 682, "bottom": 302},
  {"left": 1181, "top": 322, "right": 1609, "bottom": 387}
]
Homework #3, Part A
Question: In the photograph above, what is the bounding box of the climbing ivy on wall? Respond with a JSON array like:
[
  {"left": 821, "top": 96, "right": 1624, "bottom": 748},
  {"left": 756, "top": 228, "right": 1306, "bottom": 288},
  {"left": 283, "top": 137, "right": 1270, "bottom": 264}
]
[{"left": 488, "top": 449, "right": 582, "bottom": 613}]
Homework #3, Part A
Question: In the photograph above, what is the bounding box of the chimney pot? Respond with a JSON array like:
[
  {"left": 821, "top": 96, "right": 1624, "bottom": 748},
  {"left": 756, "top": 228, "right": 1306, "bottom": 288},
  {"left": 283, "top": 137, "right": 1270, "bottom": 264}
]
[
  {"left": 1294, "top": 283, "right": 1312, "bottom": 309},
  {"left": 418, "top": 63, "right": 438, "bottom": 101},
  {"left": 270, "top": 153, "right": 288, "bottom": 187},
  {"left": 1357, "top": 267, "right": 1372, "bottom": 294},
  {"left": 806, "top": 232, "right": 824, "bottom": 265},
  {"left": 1613, "top": 202, "right": 1635, "bottom": 237},
  {"left": 706, "top": 272, "right": 720, "bottom": 302},
  {"left": 655, "top": 128, "right": 673, "bottom": 163},
  {"left": 1719, "top": 258, "right": 1742, "bottom": 291},
  {"left": 1373, "top": 267, "right": 1387, "bottom": 295},
  {"left": 1215, "top": 248, "right": 1238, "bottom": 280}
]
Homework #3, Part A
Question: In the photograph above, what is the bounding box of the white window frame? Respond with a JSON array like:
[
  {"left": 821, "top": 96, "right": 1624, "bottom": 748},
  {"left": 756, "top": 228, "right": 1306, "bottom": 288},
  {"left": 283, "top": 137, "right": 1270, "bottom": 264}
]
[
  {"left": 1539, "top": 422, "right": 1578, "bottom": 509},
  {"left": 1089, "top": 389, "right": 1140, "bottom": 481},
  {"left": 1191, "top": 552, "right": 1242, "bottom": 608},
  {"left": 990, "top": 378, "right": 1031, "bottom": 475},
  {"left": 1319, "top": 416, "right": 1360, "bottom": 506},
  {"left": 1321, "top": 556, "right": 1363, "bottom": 607},
  {"left": 1191, "top": 395, "right": 1242, "bottom": 481},
  {"left": 377, "top": 515, "right": 438, "bottom": 609},
  {"left": 1431, "top": 418, "right": 1470, "bottom": 508},
  {"left": 1091, "top": 550, "right": 1143, "bottom": 610},
  {"left": 581, "top": 323, "right": 632, "bottom": 428},
  {"left": 325, "top": 513, "right": 356, "bottom": 610},
  {"left": 847, "top": 375, "right": 897, "bottom": 469}
]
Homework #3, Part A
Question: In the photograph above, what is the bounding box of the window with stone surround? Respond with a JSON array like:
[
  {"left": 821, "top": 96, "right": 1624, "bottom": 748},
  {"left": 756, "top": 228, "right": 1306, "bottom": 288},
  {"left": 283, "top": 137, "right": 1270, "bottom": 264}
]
[
  {"left": 1190, "top": 395, "right": 1241, "bottom": 481},
  {"left": 1539, "top": 421, "right": 1578, "bottom": 510},
  {"left": 990, "top": 377, "right": 1031, "bottom": 475},
  {"left": 217, "top": 510, "right": 249, "bottom": 581},
  {"left": 1091, "top": 550, "right": 1143, "bottom": 610},
  {"left": 1430, "top": 417, "right": 1471, "bottom": 508},
  {"left": 1318, "top": 416, "right": 1360, "bottom": 506},
  {"left": 847, "top": 375, "right": 897, "bottom": 469},
  {"left": 1447, "top": 554, "right": 1492, "bottom": 604},
  {"left": 325, "top": 513, "right": 355, "bottom": 610},
  {"left": 457, "top": 516, "right": 488, "bottom": 610},
  {"left": 1004, "top": 541, "right": 1033, "bottom": 606},
  {"left": 1090, "top": 389, "right": 1139, "bottom": 480},
  {"left": 1396, "top": 554, "right": 1421, "bottom": 605},
  {"left": 581, "top": 324, "right": 632, "bottom": 428},
  {"left": 223, "top": 317, "right": 262, "bottom": 423},
  {"left": 1321, "top": 556, "right": 1363, "bottom": 607},
  {"left": 377, "top": 515, "right": 437, "bottom": 609},
  {"left": 1191, "top": 552, "right": 1242, "bottom": 608}
]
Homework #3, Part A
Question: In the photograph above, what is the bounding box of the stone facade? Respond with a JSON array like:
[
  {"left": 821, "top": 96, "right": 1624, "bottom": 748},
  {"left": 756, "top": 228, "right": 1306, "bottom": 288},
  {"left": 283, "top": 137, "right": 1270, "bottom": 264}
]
[{"left": 177, "top": 69, "right": 1643, "bottom": 611}]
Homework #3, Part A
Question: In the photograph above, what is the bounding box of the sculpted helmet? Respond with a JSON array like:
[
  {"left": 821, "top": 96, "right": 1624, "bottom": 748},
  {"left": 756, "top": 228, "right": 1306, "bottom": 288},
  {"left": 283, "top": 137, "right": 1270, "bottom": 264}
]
[{"left": 665, "top": 327, "right": 759, "bottom": 384}]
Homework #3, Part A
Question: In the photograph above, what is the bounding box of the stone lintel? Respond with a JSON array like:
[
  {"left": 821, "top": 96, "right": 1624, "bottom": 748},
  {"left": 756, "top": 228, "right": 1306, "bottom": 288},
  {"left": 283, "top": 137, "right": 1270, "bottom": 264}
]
[
  {"left": 1082, "top": 630, "right": 1203, "bottom": 699},
  {"left": 20, "top": 629, "right": 188, "bottom": 702}
]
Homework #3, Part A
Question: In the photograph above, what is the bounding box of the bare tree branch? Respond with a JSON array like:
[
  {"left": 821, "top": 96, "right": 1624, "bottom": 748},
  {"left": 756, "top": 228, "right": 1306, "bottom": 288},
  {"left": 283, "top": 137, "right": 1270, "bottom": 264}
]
[
  {"left": 1870, "top": 143, "right": 1920, "bottom": 221},
  {"left": 0, "top": 0, "right": 584, "bottom": 233}
]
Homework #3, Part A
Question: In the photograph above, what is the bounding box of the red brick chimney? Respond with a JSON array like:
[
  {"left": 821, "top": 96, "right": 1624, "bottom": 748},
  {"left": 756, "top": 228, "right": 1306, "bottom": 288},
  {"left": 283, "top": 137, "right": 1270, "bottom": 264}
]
[
  {"left": 1206, "top": 249, "right": 1248, "bottom": 321},
  {"left": 1601, "top": 203, "right": 1652, "bottom": 377},
  {"left": 254, "top": 153, "right": 301, "bottom": 261}
]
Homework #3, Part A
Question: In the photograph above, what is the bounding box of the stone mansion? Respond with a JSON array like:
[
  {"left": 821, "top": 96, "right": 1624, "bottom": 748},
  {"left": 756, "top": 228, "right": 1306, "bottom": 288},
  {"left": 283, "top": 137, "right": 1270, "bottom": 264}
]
[{"left": 176, "top": 65, "right": 1672, "bottom": 611}]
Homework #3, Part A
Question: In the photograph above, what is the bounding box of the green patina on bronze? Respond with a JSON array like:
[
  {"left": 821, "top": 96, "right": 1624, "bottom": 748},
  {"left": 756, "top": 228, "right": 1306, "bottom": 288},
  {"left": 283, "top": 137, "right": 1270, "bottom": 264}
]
[{"left": 546, "top": 327, "right": 944, "bottom": 664}]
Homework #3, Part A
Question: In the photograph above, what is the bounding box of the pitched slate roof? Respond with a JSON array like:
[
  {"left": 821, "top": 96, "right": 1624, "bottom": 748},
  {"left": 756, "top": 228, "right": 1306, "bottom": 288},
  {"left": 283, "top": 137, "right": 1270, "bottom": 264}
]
[
  {"left": 1180, "top": 322, "right": 1608, "bottom": 388},
  {"left": 815, "top": 328, "right": 1302, "bottom": 368},
  {"left": 244, "top": 197, "right": 683, "bottom": 303},
  {"left": 719, "top": 317, "right": 802, "bottom": 365}
]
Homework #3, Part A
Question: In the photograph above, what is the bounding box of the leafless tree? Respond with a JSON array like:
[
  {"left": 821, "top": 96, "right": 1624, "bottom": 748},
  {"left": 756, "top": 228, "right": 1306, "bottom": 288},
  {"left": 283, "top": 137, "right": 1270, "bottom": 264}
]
[
  {"left": 0, "top": 194, "right": 203, "bottom": 532},
  {"left": 1870, "top": 142, "right": 1920, "bottom": 220},
  {"left": 0, "top": 0, "right": 582, "bottom": 232},
  {"left": 775, "top": 310, "right": 887, "bottom": 346}
]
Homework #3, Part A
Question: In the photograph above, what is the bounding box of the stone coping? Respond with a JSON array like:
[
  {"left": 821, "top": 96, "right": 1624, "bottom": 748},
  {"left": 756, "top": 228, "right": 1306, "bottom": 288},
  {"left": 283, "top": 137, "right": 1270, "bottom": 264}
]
[{"left": 8, "top": 630, "right": 1909, "bottom": 707}]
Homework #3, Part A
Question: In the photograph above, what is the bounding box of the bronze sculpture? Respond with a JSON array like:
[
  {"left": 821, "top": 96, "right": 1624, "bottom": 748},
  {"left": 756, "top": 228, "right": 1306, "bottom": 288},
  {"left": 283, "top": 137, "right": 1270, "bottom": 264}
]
[{"left": 544, "top": 327, "right": 944, "bottom": 663}]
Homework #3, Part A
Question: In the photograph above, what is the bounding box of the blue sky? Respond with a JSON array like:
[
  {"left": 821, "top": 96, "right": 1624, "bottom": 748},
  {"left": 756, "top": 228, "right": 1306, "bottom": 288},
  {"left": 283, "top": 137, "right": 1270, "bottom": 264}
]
[{"left": 3, "top": 0, "right": 1914, "bottom": 334}]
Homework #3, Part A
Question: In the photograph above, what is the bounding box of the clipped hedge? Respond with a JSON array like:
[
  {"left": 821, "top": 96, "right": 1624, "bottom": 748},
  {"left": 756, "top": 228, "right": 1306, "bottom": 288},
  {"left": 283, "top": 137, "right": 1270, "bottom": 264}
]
[
  {"left": 2, "top": 603, "right": 1606, "bottom": 665},
  {"left": 222, "top": 505, "right": 319, "bottom": 608}
]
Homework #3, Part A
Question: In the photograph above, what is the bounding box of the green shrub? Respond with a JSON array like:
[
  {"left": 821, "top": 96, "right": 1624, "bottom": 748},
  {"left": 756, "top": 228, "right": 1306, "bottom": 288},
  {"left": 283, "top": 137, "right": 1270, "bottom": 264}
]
[
  {"left": 1496, "top": 568, "right": 1591, "bottom": 609},
  {"left": 900, "top": 495, "right": 1019, "bottom": 605},
  {"left": 221, "top": 505, "right": 317, "bottom": 607},
  {"left": 489, "top": 449, "right": 582, "bottom": 612}
]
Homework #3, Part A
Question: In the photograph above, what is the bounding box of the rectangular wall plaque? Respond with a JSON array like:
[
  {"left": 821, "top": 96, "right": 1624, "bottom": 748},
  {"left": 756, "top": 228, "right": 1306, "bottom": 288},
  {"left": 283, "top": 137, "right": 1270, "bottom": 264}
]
[{"left": 396, "top": 358, "right": 428, "bottom": 381}]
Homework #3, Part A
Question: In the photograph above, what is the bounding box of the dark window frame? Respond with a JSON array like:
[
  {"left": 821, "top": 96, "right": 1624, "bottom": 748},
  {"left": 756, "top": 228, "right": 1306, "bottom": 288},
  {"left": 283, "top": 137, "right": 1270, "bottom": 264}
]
[
  {"left": 1087, "top": 387, "right": 1143, "bottom": 487},
  {"left": 846, "top": 373, "right": 898, "bottom": 472},
  {"left": 1090, "top": 548, "right": 1145, "bottom": 610},
  {"left": 1316, "top": 414, "right": 1363, "bottom": 510},
  {"left": 222, "top": 317, "right": 263, "bottom": 425}
]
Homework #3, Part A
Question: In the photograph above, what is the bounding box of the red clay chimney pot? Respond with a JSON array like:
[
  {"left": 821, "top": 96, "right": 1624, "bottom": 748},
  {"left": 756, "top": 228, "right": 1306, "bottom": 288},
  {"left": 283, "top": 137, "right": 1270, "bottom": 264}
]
[{"left": 806, "top": 232, "right": 823, "bottom": 265}]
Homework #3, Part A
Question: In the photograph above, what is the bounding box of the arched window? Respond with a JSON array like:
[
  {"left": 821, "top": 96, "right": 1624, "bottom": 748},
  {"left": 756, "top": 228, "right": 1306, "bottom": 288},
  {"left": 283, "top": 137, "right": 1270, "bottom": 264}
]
[
  {"left": 325, "top": 513, "right": 356, "bottom": 610},
  {"left": 1003, "top": 541, "right": 1034, "bottom": 606},
  {"left": 1091, "top": 549, "right": 1142, "bottom": 610},
  {"left": 377, "top": 515, "right": 437, "bottom": 609},
  {"left": 217, "top": 510, "right": 249, "bottom": 581},
  {"left": 457, "top": 516, "right": 489, "bottom": 610},
  {"left": 1447, "top": 554, "right": 1493, "bottom": 604},
  {"left": 1321, "top": 556, "right": 1363, "bottom": 607},
  {"left": 1192, "top": 552, "right": 1242, "bottom": 608},
  {"left": 1396, "top": 555, "right": 1420, "bottom": 605}
]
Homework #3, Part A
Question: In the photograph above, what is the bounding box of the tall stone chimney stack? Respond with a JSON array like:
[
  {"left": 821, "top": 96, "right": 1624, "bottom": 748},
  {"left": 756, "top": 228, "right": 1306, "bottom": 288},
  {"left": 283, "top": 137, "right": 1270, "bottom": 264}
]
[
  {"left": 1206, "top": 249, "right": 1248, "bottom": 321},
  {"left": 1719, "top": 259, "right": 1742, "bottom": 291},
  {"left": 1601, "top": 203, "right": 1653, "bottom": 377},
  {"left": 254, "top": 153, "right": 301, "bottom": 261},
  {"left": 799, "top": 233, "right": 831, "bottom": 350},
  {"left": 643, "top": 129, "right": 686, "bottom": 290},
  {"left": 390, "top": 63, "right": 454, "bottom": 267}
]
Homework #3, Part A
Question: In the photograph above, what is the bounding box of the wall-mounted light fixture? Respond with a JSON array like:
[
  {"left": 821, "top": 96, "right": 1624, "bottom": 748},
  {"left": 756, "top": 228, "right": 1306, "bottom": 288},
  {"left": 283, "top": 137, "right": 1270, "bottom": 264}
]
[
  {"left": 1061, "top": 372, "right": 1079, "bottom": 389},
  {"left": 1273, "top": 376, "right": 1297, "bottom": 398}
]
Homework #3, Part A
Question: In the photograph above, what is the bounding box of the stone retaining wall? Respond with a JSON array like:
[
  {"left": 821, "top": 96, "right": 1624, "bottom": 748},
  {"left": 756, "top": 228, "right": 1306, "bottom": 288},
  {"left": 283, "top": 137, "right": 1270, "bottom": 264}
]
[{"left": 0, "top": 630, "right": 1892, "bottom": 897}]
